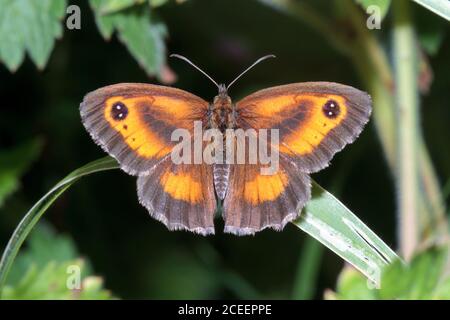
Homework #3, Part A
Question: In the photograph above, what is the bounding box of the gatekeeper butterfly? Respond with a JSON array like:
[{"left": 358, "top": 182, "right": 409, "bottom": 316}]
[{"left": 80, "top": 55, "right": 371, "bottom": 236}]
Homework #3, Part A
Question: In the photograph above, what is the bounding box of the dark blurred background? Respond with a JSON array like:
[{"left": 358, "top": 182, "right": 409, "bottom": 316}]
[{"left": 0, "top": 0, "right": 449, "bottom": 299}]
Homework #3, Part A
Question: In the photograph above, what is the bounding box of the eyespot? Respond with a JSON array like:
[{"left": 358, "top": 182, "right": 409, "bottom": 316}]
[
  {"left": 111, "top": 102, "right": 128, "bottom": 121},
  {"left": 322, "top": 99, "right": 340, "bottom": 119}
]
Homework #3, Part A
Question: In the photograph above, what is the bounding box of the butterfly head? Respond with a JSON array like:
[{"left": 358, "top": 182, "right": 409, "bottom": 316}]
[
  {"left": 213, "top": 84, "right": 232, "bottom": 107},
  {"left": 218, "top": 83, "right": 228, "bottom": 96}
]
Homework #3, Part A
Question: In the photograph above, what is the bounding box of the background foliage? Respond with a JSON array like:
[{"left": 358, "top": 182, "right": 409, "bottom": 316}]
[{"left": 0, "top": 0, "right": 449, "bottom": 299}]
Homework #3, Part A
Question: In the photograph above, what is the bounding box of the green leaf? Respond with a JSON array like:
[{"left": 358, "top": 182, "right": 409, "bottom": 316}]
[
  {"left": 433, "top": 277, "right": 450, "bottom": 299},
  {"left": 6, "top": 223, "right": 80, "bottom": 286},
  {"left": 355, "top": 0, "right": 391, "bottom": 19},
  {"left": 2, "top": 222, "right": 113, "bottom": 299},
  {"left": 413, "top": 0, "right": 450, "bottom": 21},
  {"left": 2, "top": 259, "right": 113, "bottom": 299},
  {"left": 149, "top": 0, "right": 169, "bottom": 7},
  {"left": 331, "top": 266, "right": 378, "bottom": 299},
  {"left": 0, "top": 139, "right": 42, "bottom": 208},
  {"left": 0, "top": 0, "right": 67, "bottom": 71},
  {"left": 0, "top": 156, "right": 399, "bottom": 296},
  {"left": 328, "top": 246, "right": 450, "bottom": 300},
  {"left": 90, "top": 0, "right": 167, "bottom": 78},
  {"left": 293, "top": 184, "right": 400, "bottom": 285},
  {"left": 98, "top": 0, "right": 147, "bottom": 14},
  {"left": 380, "top": 247, "right": 448, "bottom": 299}
]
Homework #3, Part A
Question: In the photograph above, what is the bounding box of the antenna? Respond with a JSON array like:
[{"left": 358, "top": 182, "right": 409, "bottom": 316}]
[
  {"left": 227, "top": 54, "right": 276, "bottom": 90},
  {"left": 170, "top": 54, "right": 219, "bottom": 89}
]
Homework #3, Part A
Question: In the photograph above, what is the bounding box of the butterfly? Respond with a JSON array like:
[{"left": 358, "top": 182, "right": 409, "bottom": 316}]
[{"left": 80, "top": 54, "right": 372, "bottom": 236}]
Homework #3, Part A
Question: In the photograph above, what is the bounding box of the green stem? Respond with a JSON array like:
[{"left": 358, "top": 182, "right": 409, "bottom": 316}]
[
  {"left": 418, "top": 139, "right": 448, "bottom": 241},
  {"left": 343, "top": 1, "right": 397, "bottom": 171},
  {"left": 392, "top": 0, "right": 420, "bottom": 260}
]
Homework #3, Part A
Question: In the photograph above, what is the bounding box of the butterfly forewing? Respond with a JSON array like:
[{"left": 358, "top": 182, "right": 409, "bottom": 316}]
[
  {"left": 236, "top": 82, "right": 372, "bottom": 173},
  {"left": 80, "top": 83, "right": 209, "bottom": 176}
]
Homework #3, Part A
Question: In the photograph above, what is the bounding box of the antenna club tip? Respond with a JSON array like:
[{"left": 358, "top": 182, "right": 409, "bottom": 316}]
[{"left": 261, "top": 54, "right": 276, "bottom": 61}]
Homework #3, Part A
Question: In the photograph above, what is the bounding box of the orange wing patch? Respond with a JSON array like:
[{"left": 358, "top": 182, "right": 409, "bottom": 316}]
[
  {"left": 238, "top": 93, "right": 348, "bottom": 156},
  {"left": 104, "top": 96, "right": 172, "bottom": 158},
  {"left": 243, "top": 170, "right": 289, "bottom": 205},
  {"left": 160, "top": 170, "right": 203, "bottom": 204},
  {"left": 280, "top": 94, "right": 347, "bottom": 155},
  {"left": 152, "top": 96, "right": 199, "bottom": 121},
  {"left": 246, "top": 95, "right": 296, "bottom": 116}
]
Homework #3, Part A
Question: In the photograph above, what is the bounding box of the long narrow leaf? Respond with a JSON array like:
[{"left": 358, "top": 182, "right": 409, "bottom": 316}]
[
  {"left": 294, "top": 184, "right": 400, "bottom": 284},
  {"left": 413, "top": 0, "right": 450, "bottom": 21},
  {"left": 0, "top": 156, "right": 399, "bottom": 297}
]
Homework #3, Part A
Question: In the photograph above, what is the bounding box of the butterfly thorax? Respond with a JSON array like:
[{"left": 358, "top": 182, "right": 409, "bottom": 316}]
[{"left": 209, "top": 85, "right": 236, "bottom": 132}]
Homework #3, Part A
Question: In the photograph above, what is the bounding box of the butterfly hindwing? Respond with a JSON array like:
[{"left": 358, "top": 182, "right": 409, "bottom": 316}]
[
  {"left": 223, "top": 156, "right": 311, "bottom": 235},
  {"left": 137, "top": 157, "right": 217, "bottom": 235}
]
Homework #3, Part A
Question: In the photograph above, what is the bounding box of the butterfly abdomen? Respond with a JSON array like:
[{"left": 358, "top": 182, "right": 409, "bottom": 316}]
[{"left": 213, "top": 163, "right": 230, "bottom": 200}]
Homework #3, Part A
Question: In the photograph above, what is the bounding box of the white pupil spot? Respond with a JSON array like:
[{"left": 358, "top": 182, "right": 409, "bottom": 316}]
[{"left": 328, "top": 111, "right": 333, "bottom": 116}]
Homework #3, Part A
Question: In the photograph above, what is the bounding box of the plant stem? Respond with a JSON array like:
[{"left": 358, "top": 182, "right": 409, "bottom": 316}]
[
  {"left": 418, "top": 139, "right": 448, "bottom": 241},
  {"left": 392, "top": 0, "right": 420, "bottom": 260},
  {"left": 342, "top": 1, "right": 397, "bottom": 172}
]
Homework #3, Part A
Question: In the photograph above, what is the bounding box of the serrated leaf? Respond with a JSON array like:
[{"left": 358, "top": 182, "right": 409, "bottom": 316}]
[
  {"left": 0, "top": 139, "right": 42, "bottom": 207},
  {"left": 379, "top": 247, "right": 448, "bottom": 299},
  {"left": 355, "top": 0, "right": 391, "bottom": 19},
  {"left": 99, "top": 0, "right": 147, "bottom": 15},
  {"left": 6, "top": 223, "right": 80, "bottom": 286},
  {"left": 2, "top": 222, "right": 113, "bottom": 299},
  {"left": 3, "top": 259, "right": 113, "bottom": 299},
  {"left": 0, "top": 0, "right": 67, "bottom": 71},
  {"left": 331, "top": 266, "right": 377, "bottom": 299},
  {"left": 90, "top": 0, "right": 167, "bottom": 78}
]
